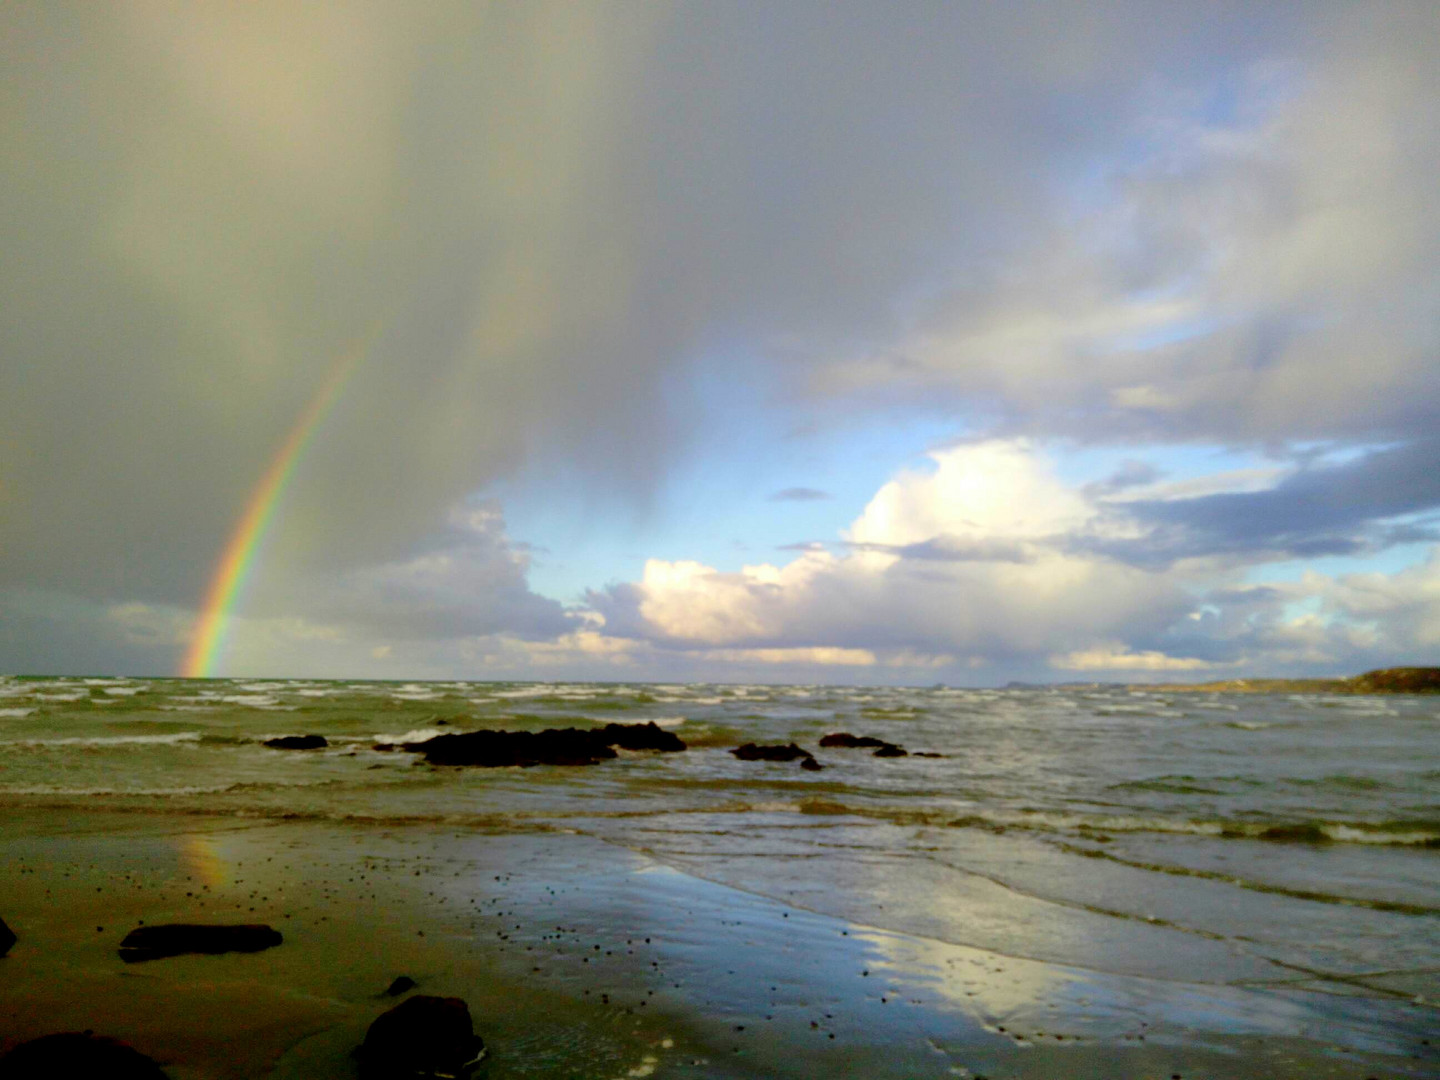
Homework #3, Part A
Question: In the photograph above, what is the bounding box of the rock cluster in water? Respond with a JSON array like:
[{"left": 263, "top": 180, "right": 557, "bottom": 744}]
[
  {"left": 358, "top": 994, "right": 487, "bottom": 1079},
  {"left": 118, "top": 923, "right": 284, "bottom": 963},
  {"left": 402, "top": 721, "right": 685, "bottom": 767}
]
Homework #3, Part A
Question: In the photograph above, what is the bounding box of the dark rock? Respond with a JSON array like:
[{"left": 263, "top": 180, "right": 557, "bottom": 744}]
[
  {"left": 0, "top": 917, "right": 14, "bottom": 957},
  {"left": 913, "top": 752, "right": 945, "bottom": 758},
  {"left": 118, "top": 923, "right": 283, "bottom": 963},
  {"left": 818, "top": 731, "right": 908, "bottom": 756},
  {"left": 385, "top": 975, "right": 418, "bottom": 997},
  {"left": 819, "top": 732, "right": 890, "bottom": 749},
  {"left": 0, "top": 1032, "right": 167, "bottom": 1079},
  {"left": 732, "top": 743, "right": 813, "bottom": 762},
  {"left": 408, "top": 721, "right": 685, "bottom": 768},
  {"left": 358, "top": 995, "right": 486, "bottom": 1079},
  {"left": 263, "top": 735, "right": 328, "bottom": 750},
  {"left": 799, "top": 756, "right": 824, "bottom": 771},
  {"left": 595, "top": 721, "right": 686, "bottom": 752}
]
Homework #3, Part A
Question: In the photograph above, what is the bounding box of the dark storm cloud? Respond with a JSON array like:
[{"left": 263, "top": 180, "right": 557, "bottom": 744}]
[
  {"left": 295, "top": 502, "right": 570, "bottom": 642},
  {"left": 1083, "top": 439, "right": 1440, "bottom": 566}
]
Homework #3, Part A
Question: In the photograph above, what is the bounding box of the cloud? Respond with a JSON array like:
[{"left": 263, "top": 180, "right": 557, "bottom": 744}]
[
  {"left": 1050, "top": 645, "right": 1219, "bottom": 673},
  {"left": 1083, "top": 438, "right": 1440, "bottom": 567},
  {"left": 805, "top": 8, "right": 1440, "bottom": 449},
  {"left": 697, "top": 646, "right": 875, "bottom": 666},
  {"left": 591, "top": 441, "right": 1194, "bottom": 670},
  {"left": 589, "top": 438, "right": 1440, "bottom": 680},
  {"left": 768, "top": 488, "right": 833, "bottom": 502},
  {"left": 296, "top": 500, "right": 569, "bottom": 642},
  {"left": 2, "top": 2, "right": 1435, "bottom": 678}
]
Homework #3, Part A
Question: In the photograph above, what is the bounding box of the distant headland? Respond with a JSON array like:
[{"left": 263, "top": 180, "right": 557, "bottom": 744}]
[{"left": 1140, "top": 666, "right": 1440, "bottom": 694}]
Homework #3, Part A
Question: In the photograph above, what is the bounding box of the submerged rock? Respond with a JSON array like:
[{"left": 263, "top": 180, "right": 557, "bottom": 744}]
[
  {"left": 731, "top": 743, "right": 820, "bottom": 768},
  {"left": 118, "top": 923, "right": 283, "bottom": 963},
  {"left": 358, "top": 995, "right": 487, "bottom": 1079},
  {"left": 408, "top": 721, "right": 685, "bottom": 768},
  {"left": 872, "top": 744, "right": 909, "bottom": 758},
  {"left": 385, "top": 975, "right": 418, "bottom": 997},
  {"left": 0, "top": 916, "right": 14, "bottom": 957},
  {"left": 819, "top": 732, "right": 889, "bottom": 748},
  {"left": 0, "top": 1033, "right": 167, "bottom": 1079},
  {"left": 263, "top": 735, "right": 328, "bottom": 750}
]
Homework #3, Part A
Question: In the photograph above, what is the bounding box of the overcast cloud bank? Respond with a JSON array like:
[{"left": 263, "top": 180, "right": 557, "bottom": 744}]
[{"left": 2, "top": 2, "right": 1435, "bottom": 681}]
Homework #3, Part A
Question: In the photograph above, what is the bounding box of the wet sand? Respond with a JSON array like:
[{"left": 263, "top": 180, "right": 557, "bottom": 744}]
[{"left": 0, "top": 808, "right": 1433, "bottom": 1079}]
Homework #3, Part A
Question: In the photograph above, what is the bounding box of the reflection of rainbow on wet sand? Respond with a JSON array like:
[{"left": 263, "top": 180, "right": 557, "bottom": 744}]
[{"left": 177, "top": 833, "right": 228, "bottom": 891}]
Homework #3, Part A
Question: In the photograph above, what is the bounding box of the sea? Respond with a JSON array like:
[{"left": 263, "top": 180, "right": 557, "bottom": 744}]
[{"left": 2, "top": 675, "right": 1436, "bottom": 1010}]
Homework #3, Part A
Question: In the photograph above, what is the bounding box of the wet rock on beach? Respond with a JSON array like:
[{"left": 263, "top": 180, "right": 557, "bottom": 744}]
[
  {"left": 358, "top": 995, "right": 487, "bottom": 1079},
  {"left": 0, "top": 1032, "right": 167, "bottom": 1080},
  {"left": 118, "top": 923, "right": 283, "bottom": 962}
]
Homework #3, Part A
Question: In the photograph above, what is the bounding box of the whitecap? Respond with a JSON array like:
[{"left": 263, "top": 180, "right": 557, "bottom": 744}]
[
  {"left": 215, "top": 694, "right": 289, "bottom": 709},
  {"left": 374, "top": 727, "right": 447, "bottom": 745},
  {"left": 0, "top": 783, "right": 232, "bottom": 796},
  {"left": 0, "top": 707, "right": 35, "bottom": 718},
  {"left": 0, "top": 732, "right": 202, "bottom": 747}
]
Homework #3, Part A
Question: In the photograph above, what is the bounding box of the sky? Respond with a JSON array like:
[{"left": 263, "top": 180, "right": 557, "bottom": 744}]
[{"left": 2, "top": 1, "right": 1437, "bottom": 685}]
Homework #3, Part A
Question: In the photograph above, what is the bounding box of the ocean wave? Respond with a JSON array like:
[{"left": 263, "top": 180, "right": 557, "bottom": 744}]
[
  {"left": 0, "top": 731, "right": 202, "bottom": 747},
  {"left": 373, "top": 727, "right": 446, "bottom": 745},
  {"left": 0, "top": 707, "right": 35, "bottom": 718},
  {"left": 942, "top": 808, "right": 1440, "bottom": 847},
  {"left": 0, "top": 782, "right": 234, "bottom": 796}
]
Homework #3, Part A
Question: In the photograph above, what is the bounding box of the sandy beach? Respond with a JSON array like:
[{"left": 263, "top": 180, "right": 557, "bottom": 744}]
[{"left": 2, "top": 806, "right": 1433, "bottom": 1079}]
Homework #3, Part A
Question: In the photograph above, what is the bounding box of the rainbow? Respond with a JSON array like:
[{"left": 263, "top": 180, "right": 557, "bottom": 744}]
[{"left": 180, "top": 340, "right": 369, "bottom": 678}]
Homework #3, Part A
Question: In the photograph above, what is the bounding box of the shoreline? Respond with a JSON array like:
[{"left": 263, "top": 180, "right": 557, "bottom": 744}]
[{"left": 2, "top": 808, "right": 1435, "bottom": 1078}]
